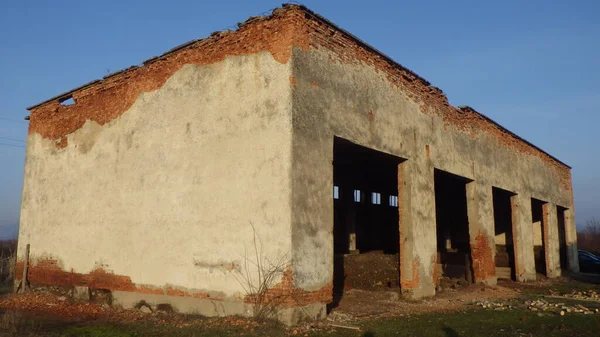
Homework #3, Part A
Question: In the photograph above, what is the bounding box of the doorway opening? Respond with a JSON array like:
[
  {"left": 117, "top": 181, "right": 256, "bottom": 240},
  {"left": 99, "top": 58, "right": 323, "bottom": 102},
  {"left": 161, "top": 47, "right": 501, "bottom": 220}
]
[
  {"left": 557, "top": 206, "right": 568, "bottom": 271},
  {"left": 531, "top": 198, "right": 547, "bottom": 275},
  {"left": 331, "top": 137, "right": 404, "bottom": 309},
  {"left": 434, "top": 169, "right": 473, "bottom": 284},
  {"left": 492, "top": 187, "right": 516, "bottom": 280}
]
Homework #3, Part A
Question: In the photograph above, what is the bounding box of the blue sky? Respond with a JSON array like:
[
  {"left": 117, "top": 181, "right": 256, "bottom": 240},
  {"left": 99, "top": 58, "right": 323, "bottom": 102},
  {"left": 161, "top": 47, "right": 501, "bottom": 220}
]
[{"left": 0, "top": 0, "right": 598, "bottom": 239}]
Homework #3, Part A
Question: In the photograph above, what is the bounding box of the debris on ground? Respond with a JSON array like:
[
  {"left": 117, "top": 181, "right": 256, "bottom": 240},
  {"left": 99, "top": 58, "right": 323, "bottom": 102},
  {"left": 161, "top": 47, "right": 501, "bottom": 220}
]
[
  {"left": 0, "top": 292, "right": 262, "bottom": 329},
  {"left": 471, "top": 300, "right": 514, "bottom": 310},
  {"left": 326, "top": 311, "right": 355, "bottom": 323},
  {"left": 555, "top": 290, "right": 600, "bottom": 301},
  {"left": 437, "top": 277, "right": 469, "bottom": 292},
  {"left": 471, "top": 297, "right": 600, "bottom": 316}
]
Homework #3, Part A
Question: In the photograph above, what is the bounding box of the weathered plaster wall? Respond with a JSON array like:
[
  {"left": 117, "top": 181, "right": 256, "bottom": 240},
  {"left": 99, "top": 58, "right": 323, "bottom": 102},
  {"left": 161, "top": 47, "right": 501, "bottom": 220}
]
[
  {"left": 290, "top": 23, "right": 574, "bottom": 295},
  {"left": 18, "top": 5, "right": 577, "bottom": 311},
  {"left": 18, "top": 52, "right": 294, "bottom": 303}
]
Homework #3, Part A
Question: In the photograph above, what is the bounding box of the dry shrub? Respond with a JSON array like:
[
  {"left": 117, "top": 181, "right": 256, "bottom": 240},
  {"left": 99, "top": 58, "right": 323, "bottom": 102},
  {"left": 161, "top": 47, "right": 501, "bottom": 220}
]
[
  {"left": 0, "top": 240, "right": 17, "bottom": 285},
  {"left": 230, "top": 222, "right": 294, "bottom": 320},
  {"left": 577, "top": 219, "right": 600, "bottom": 256}
]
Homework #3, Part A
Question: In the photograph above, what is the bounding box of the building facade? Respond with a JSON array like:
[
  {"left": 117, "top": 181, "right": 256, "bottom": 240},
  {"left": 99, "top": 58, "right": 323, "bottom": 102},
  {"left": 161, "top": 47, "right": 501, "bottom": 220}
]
[{"left": 16, "top": 5, "right": 578, "bottom": 324}]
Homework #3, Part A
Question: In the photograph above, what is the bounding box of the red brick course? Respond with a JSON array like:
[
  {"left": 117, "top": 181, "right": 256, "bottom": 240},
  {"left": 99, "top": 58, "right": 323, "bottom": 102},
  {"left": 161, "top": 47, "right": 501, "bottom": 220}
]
[
  {"left": 28, "top": 7, "right": 310, "bottom": 149},
  {"left": 470, "top": 232, "right": 496, "bottom": 281},
  {"left": 16, "top": 259, "right": 331, "bottom": 307},
  {"left": 15, "top": 259, "right": 217, "bottom": 299},
  {"left": 244, "top": 267, "right": 332, "bottom": 308}
]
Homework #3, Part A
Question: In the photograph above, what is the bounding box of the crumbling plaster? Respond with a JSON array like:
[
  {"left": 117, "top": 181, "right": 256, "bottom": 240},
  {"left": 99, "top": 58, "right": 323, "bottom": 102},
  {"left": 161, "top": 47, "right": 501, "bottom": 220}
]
[
  {"left": 19, "top": 52, "right": 294, "bottom": 299},
  {"left": 16, "top": 5, "right": 577, "bottom": 314},
  {"left": 289, "top": 43, "right": 575, "bottom": 296}
]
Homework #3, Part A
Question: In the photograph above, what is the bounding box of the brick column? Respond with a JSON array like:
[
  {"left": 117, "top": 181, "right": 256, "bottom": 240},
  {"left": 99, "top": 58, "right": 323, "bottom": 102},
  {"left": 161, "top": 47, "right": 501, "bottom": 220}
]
[
  {"left": 543, "top": 203, "right": 561, "bottom": 278},
  {"left": 466, "top": 181, "right": 497, "bottom": 285},
  {"left": 510, "top": 194, "right": 536, "bottom": 281},
  {"left": 398, "top": 160, "right": 437, "bottom": 299}
]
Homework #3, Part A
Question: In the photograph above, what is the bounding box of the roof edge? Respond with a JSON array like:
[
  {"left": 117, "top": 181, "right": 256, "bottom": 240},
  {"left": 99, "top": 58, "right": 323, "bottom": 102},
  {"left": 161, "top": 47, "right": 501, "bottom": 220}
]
[
  {"left": 25, "top": 4, "right": 571, "bottom": 171},
  {"left": 458, "top": 106, "right": 571, "bottom": 169},
  {"left": 288, "top": 4, "right": 571, "bottom": 170}
]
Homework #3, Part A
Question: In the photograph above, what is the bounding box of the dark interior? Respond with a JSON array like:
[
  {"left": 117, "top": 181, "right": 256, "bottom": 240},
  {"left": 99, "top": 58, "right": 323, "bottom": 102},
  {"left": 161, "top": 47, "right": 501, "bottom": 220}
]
[
  {"left": 531, "top": 198, "right": 547, "bottom": 275},
  {"left": 557, "top": 206, "right": 568, "bottom": 270},
  {"left": 492, "top": 187, "right": 516, "bottom": 280},
  {"left": 333, "top": 137, "right": 403, "bottom": 255},
  {"left": 434, "top": 169, "right": 473, "bottom": 282},
  {"left": 331, "top": 137, "right": 404, "bottom": 310}
]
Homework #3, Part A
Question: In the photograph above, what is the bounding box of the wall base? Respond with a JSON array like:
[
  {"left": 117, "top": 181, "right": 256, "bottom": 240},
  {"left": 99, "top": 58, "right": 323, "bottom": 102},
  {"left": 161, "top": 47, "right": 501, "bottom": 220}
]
[
  {"left": 401, "top": 286, "right": 436, "bottom": 300},
  {"left": 112, "top": 290, "right": 326, "bottom": 326}
]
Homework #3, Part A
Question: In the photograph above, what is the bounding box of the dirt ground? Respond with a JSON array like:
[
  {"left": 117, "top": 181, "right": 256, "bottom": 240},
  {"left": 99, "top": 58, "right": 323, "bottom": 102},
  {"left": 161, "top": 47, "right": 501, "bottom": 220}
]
[
  {"left": 0, "top": 277, "right": 599, "bottom": 336},
  {"left": 328, "top": 280, "right": 520, "bottom": 321}
]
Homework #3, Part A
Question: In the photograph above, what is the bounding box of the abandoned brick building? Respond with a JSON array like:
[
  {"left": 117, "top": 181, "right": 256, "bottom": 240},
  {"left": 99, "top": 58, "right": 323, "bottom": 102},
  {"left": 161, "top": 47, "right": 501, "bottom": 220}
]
[{"left": 17, "top": 4, "right": 578, "bottom": 323}]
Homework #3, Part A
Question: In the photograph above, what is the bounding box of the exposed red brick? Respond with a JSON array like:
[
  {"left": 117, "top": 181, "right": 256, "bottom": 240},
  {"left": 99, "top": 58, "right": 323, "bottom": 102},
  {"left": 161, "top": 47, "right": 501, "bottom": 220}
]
[
  {"left": 15, "top": 259, "right": 219, "bottom": 300},
  {"left": 16, "top": 258, "right": 329, "bottom": 306},
  {"left": 470, "top": 232, "right": 496, "bottom": 281},
  {"left": 244, "top": 266, "right": 332, "bottom": 308},
  {"left": 28, "top": 5, "right": 571, "bottom": 194},
  {"left": 400, "top": 260, "right": 421, "bottom": 289},
  {"left": 29, "top": 7, "right": 310, "bottom": 148},
  {"left": 368, "top": 110, "right": 374, "bottom": 120},
  {"left": 302, "top": 10, "right": 572, "bottom": 192}
]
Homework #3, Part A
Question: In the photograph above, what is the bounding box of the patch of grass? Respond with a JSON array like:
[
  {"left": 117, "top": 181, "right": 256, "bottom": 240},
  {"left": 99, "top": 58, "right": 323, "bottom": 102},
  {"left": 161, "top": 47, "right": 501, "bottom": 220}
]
[
  {"left": 0, "top": 310, "right": 46, "bottom": 337},
  {"left": 60, "top": 326, "right": 136, "bottom": 337},
  {"left": 349, "top": 308, "right": 600, "bottom": 337},
  {"left": 0, "top": 284, "right": 13, "bottom": 295},
  {"left": 549, "top": 279, "right": 600, "bottom": 294},
  {"left": 517, "top": 278, "right": 600, "bottom": 298},
  {"left": 1, "top": 307, "right": 599, "bottom": 337}
]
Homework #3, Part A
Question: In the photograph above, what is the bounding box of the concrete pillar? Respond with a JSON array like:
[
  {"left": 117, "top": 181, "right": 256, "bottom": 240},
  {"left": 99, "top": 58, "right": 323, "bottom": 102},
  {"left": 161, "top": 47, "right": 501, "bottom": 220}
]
[
  {"left": 466, "top": 181, "right": 497, "bottom": 285},
  {"left": 398, "top": 160, "right": 437, "bottom": 299},
  {"left": 564, "top": 208, "right": 580, "bottom": 272},
  {"left": 543, "top": 203, "right": 561, "bottom": 278},
  {"left": 510, "top": 194, "right": 536, "bottom": 281}
]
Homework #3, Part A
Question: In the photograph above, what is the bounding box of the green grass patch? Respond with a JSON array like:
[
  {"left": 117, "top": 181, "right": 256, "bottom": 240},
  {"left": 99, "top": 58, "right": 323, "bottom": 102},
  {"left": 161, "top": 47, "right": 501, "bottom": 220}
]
[
  {"left": 1, "top": 307, "right": 600, "bottom": 337},
  {"left": 0, "top": 283, "right": 13, "bottom": 295},
  {"left": 350, "top": 308, "right": 600, "bottom": 337}
]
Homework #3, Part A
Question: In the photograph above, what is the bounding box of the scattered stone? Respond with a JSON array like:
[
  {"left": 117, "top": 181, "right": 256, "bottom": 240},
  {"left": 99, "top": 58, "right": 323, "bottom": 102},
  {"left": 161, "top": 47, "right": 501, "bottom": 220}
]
[
  {"left": 327, "top": 311, "right": 355, "bottom": 323},
  {"left": 555, "top": 290, "right": 600, "bottom": 301},
  {"left": 473, "top": 297, "right": 598, "bottom": 316},
  {"left": 471, "top": 300, "right": 511, "bottom": 311},
  {"left": 139, "top": 305, "right": 152, "bottom": 314},
  {"left": 73, "top": 286, "right": 90, "bottom": 301}
]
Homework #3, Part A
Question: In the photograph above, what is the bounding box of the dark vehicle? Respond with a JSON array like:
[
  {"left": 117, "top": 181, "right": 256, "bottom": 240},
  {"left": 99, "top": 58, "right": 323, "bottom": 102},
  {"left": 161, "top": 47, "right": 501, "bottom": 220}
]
[{"left": 578, "top": 250, "right": 600, "bottom": 274}]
